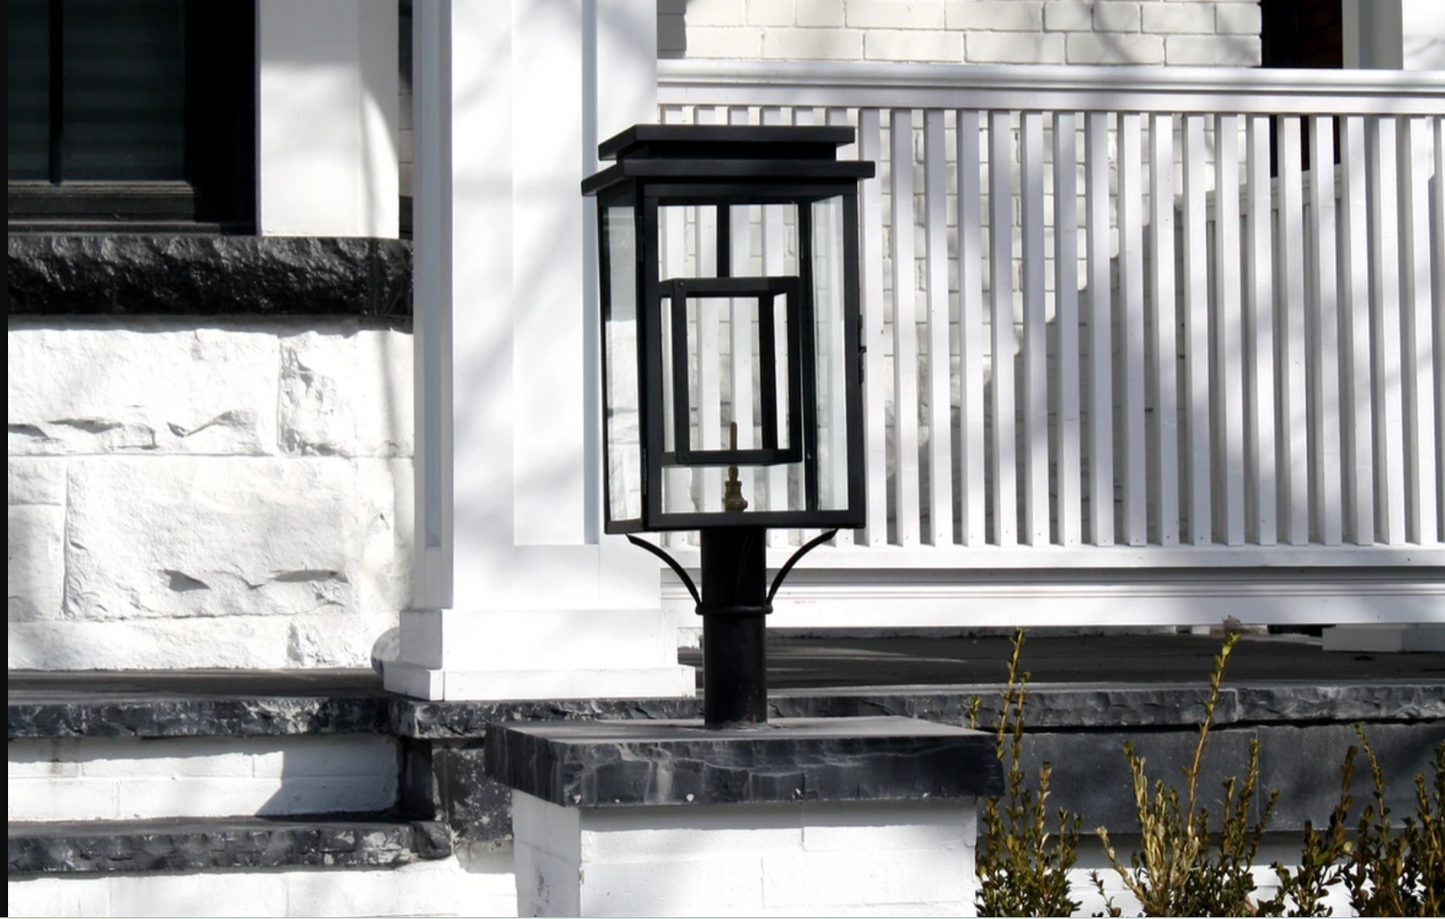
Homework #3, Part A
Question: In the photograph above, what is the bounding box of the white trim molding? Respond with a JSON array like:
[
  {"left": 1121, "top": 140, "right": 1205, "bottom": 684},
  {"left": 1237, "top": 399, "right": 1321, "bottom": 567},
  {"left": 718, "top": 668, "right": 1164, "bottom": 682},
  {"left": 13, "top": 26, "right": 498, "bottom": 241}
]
[{"left": 665, "top": 566, "right": 1445, "bottom": 628}]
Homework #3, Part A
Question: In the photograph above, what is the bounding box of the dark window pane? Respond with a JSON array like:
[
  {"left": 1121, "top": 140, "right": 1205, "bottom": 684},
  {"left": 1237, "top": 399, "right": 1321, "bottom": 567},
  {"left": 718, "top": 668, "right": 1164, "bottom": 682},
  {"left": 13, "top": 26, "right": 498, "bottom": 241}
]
[
  {"left": 8, "top": 0, "right": 50, "bottom": 180},
  {"left": 62, "top": 0, "right": 185, "bottom": 180}
]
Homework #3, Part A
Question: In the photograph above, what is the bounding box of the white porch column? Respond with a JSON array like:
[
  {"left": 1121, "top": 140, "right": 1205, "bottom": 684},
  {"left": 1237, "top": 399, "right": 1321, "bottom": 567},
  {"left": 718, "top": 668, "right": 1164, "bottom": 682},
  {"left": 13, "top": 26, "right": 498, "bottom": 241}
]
[
  {"left": 1342, "top": 0, "right": 1445, "bottom": 71},
  {"left": 389, "top": 0, "right": 693, "bottom": 700}
]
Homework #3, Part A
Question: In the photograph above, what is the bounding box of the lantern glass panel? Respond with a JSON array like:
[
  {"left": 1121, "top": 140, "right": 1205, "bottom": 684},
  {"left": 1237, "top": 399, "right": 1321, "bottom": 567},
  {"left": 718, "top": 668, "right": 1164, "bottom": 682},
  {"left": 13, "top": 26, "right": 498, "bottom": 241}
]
[
  {"left": 653, "top": 200, "right": 815, "bottom": 522},
  {"left": 811, "top": 194, "right": 851, "bottom": 511},
  {"left": 602, "top": 203, "right": 642, "bottom": 525}
]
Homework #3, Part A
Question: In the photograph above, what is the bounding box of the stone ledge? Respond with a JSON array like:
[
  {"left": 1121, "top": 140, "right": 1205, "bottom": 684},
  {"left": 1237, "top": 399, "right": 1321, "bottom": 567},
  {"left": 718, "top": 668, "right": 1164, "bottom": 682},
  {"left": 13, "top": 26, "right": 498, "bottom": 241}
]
[
  {"left": 773, "top": 682, "right": 1445, "bottom": 730},
  {"left": 484, "top": 717, "right": 1003, "bottom": 808},
  {"left": 7, "top": 815, "right": 450, "bottom": 876},
  {"left": 10, "top": 670, "right": 1444, "bottom": 740},
  {"left": 7, "top": 670, "right": 389, "bottom": 740},
  {"left": 6, "top": 235, "right": 412, "bottom": 322}
]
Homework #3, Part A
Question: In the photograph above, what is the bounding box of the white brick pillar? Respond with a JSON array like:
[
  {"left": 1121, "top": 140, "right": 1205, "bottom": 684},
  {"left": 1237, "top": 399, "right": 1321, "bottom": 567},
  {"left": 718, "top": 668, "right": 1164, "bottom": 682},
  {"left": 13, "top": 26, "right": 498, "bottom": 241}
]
[
  {"left": 488, "top": 717, "right": 996, "bottom": 917},
  {"left": 512, "top": 794, "right": 979, "bottom": 917},
  {"left": 388, "top": 0, "right": 693, "bottom": 700}
]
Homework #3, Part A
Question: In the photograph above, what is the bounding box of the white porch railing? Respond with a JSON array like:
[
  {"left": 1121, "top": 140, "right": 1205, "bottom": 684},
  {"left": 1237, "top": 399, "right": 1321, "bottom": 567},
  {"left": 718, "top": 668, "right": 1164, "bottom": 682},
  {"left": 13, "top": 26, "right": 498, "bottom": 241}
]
[{"left": 654, "top": 61, "right": 1445, "bottom": 626}]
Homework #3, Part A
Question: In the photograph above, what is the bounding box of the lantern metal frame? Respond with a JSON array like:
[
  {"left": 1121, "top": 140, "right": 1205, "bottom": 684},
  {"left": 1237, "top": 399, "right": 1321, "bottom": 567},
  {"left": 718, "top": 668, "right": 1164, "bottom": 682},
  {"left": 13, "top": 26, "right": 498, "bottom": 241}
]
[
  {"left": 586, "top": 126, "right": 874, "bottom": 535},
  {"left": 663, "top": 275, "right": 803, "bottom": 468},
  {"left": 585, "top": 125, "right": 875, "bottom": 727}
]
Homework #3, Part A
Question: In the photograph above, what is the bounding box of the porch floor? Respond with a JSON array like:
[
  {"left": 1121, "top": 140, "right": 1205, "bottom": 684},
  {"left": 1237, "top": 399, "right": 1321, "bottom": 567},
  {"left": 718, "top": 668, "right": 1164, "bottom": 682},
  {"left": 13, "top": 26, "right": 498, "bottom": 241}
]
[
  {"left": 8, "top": 631, "right": 1443, "bottom": 702},
  {"left": 690, "top": 630, "right": 1445, "bottom": 690}
]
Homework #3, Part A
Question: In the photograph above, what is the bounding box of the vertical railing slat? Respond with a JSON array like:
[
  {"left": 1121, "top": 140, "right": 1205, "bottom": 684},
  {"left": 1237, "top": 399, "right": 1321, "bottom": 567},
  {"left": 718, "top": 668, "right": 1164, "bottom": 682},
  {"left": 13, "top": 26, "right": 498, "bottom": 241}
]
[
  {"left": 1085, "top": 112, "right": 1114, "bottom": 546},
  {"left": 1021, "top": 111, "right": 1050, "bottom": 545},
  {"left": 1339, "top": 115, "right": 1375, "bottom": 545},
  {"left": 1244, "top": 115, "right": 1277, "bottom": 546},
  {"left": 1368, "top": 116, "right": 1407, "bottom": 546},
  {"left": 661, "top": 107, "right": 690, "bottom": 543},
  {"left": 891, "top": 108, "right": 922, "bottom": 546},
  {"left": 957, "top": 110, "right": 987, "bottom": 547},
  {"left": 1053, "top": 111, "right": 1082, "bottom": 547},
  {"left": 1214, "top": 114, "right": 1246, "bottom": 546},
  {"left": 792, "top": 107, "right": 823, "bottom": 546},
  {"left": 728, "top": 107, "right": 756, "bottom": 510},
  {"left": 1118, "top": 112, "right": 1148, "bottom": 545},
  {"left": 762, "top": 105, "right": 791, "bottom": 544},
  {"left": 1308, "top": 114, "right": 1343, "bottom": 546},
  {"left": 695, "top": 106, "right": 723, "bottom": 512},
  {"left": 826, "top": 106, "right": 856, "bottom": 547},
  {"left": 1398, "top": 115, "right": 1440, "bottom": 544},
  {"left": 923, "top": 109, "right": 954, "bottom": 545},
  {"left": 1182, "top": 114, "right": 1213, "bottom": 545},
  {"left": 1434, "top": 117, "right": 1445, "bottom": 541},
  {"left": 858, "top": 109, "right": 888, "bottom": 546},
  {"left": 1149, "top": 113, "right": 1180, "bottom": 546},
  {"left": 990, "top": 110, "right": 1019, "bottom": 547},
  {"left": 1278, "top": 116, "right": 1310, "bottom": 545}
]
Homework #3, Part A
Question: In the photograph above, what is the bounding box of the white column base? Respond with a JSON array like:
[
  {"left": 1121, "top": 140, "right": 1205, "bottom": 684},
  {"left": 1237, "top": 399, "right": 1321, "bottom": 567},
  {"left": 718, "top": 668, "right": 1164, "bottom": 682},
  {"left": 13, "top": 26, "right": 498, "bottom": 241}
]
[
  {"left": 384, "top": 608, "right": 695, "bottom": 701},
  {"left": 1321, "top": 624, "right": 1445, "bottom": 653},
  {"left": 510, "top": 791, "right": 978, "bottom": 918},
  {"left": 384, "top": 660, "right": 695, "bottom": 701}
]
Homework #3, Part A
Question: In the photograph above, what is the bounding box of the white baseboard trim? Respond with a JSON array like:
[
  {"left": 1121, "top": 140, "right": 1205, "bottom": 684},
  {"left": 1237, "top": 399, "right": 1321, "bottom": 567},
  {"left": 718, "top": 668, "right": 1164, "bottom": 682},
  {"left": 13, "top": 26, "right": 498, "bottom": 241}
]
[{"left": 664, "top": 569, "right": 1445, "bottom": 628}]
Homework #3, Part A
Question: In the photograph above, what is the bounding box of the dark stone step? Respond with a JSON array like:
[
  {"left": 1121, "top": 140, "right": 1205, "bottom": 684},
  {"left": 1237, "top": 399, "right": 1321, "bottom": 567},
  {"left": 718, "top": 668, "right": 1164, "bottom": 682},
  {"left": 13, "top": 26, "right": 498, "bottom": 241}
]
[{"left": 8, "top": 814, "right": 450, "bottom": 877}]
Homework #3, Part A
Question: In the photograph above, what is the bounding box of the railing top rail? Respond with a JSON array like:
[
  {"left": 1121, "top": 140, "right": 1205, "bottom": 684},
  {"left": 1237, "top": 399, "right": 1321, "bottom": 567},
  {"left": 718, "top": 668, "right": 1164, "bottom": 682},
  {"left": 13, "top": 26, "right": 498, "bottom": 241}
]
[{"left": 658, "top": 60, "right": 1445, "bottom": 116}]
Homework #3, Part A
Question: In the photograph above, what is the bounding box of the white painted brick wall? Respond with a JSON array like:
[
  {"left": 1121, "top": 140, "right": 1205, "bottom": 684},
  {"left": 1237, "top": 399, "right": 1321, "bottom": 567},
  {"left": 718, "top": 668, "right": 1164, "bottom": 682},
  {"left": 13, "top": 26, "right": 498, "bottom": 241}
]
[
  {"left": 513, "top": 792, "right": 979, "bottom": 917},
  {"left": 948, "top": 1, "right": 1045, "bottom": 32},
  {"left": 8, "top": 833, "right": 1359, "bottom": 918},
  {"left": 7, "top": 844, "right": 516, "bottom": 919},
  {"left": 1068, "top": 32, "right": 1164, "bottom": 64},
  {"left": 1165, "top": 32, "right": 1262, "bottom": 65},
  {"left": 865, "top": 29, "right": 961, "bottom": 62},
  {"left": 1093, "top": 2, "right": 1143, "bottom": 33},
  {"left": 661, "top": 0, "right": 1262, "bottom": 66},
  {"left": 848, "top": 0, "right": 946, "bottom": 30},
  {"left": 1141, "top": 1, "right": 1218, "bottom": 35},
  {"left": 7, "top": 735, "right": 398, "bottom": 821},
  {"left": 968, "top": 31, "right": 1066, "bottom": 63},
  {"left": 6, "top": 321, "right": 413, "bottom": 670},
  {"left": 764, "top": 27, "right": 866, "bottom": 59}
]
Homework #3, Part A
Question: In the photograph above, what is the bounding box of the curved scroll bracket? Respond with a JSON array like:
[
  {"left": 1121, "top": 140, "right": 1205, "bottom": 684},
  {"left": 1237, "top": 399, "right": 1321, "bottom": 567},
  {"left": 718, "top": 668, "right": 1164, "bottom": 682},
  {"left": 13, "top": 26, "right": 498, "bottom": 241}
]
[
  {"left": 767, "top": 529, "right": 838, "bottom": 604},
  {"left": 625, "top": 535, "right": 700, "bottom": 607}
]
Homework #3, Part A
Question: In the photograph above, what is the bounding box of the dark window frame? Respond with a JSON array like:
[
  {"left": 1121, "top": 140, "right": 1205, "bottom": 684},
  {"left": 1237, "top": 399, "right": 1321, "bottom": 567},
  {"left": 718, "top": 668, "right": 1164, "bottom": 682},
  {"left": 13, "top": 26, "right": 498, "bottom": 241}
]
[{"left": 7, "top": 0, "right": 256, "bottom": 233}]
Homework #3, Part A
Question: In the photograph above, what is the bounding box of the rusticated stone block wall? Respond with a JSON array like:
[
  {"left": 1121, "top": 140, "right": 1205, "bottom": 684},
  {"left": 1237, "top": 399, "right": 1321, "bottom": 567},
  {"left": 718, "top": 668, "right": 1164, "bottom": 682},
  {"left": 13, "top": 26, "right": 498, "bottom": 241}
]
[{"left": 8, "top": 320, "right": 414, "bottom": 670}]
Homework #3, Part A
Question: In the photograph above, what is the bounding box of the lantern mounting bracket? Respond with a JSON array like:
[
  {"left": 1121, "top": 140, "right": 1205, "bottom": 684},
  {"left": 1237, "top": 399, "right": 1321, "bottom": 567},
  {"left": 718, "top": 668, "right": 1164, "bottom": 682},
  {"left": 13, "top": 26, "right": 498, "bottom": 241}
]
[
  {"left": 626, "top": 535, "right": 700, "bottom": 607},
  {"left": 625, "top": 528, "right": 841, "bottom": 612},
  {"left": 767, "top": 529, "right": 838, "bottom": 603}
]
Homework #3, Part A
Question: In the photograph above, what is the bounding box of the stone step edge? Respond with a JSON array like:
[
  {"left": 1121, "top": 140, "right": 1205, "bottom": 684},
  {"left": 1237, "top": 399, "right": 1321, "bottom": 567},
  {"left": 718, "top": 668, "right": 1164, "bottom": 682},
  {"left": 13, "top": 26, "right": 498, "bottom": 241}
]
[{"left": 8, "top": 814, "right": 451, "bottom": 877}]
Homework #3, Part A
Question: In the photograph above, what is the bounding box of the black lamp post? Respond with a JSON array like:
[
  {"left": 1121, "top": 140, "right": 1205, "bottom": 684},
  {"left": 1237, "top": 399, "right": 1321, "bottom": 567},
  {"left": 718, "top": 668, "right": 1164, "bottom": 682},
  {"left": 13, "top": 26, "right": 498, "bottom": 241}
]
[{"left": 583, "top": 124, "right": 874, "bottom": 727}]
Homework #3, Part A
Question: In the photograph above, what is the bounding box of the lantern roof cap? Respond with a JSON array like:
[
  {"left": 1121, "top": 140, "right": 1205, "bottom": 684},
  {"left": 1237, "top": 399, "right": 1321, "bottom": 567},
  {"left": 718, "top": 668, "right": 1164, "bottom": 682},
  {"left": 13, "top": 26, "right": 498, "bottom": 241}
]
[
  {"left": 598, "top": 124, "right": 855, "bottom": 163},
  {"left": 583, "top": 125, "right": 875, "bottom": 197}
]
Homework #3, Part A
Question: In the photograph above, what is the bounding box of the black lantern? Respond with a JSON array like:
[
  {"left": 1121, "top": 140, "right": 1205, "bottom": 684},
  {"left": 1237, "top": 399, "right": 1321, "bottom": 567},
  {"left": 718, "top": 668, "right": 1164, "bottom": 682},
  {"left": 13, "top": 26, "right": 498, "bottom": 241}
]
[{"left": 584, "top": 125, "right": 874, "bottom": 726}]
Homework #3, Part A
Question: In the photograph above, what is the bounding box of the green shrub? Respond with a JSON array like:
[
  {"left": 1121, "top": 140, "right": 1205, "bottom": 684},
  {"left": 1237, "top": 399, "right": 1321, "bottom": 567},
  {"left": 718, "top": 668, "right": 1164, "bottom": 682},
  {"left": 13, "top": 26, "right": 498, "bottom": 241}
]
[
  {"left": 972, "top": 628, "right": 1083, "bottom": 918},
  {"left": 1264, "top": 730, "right": 1445, "bottom": 917},
  {"left": 1094, "top": 633, "right": 1280, "bottom": 916},
  {"left": 970, "top": 630, "right": 1442, "bottom": 917}
]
